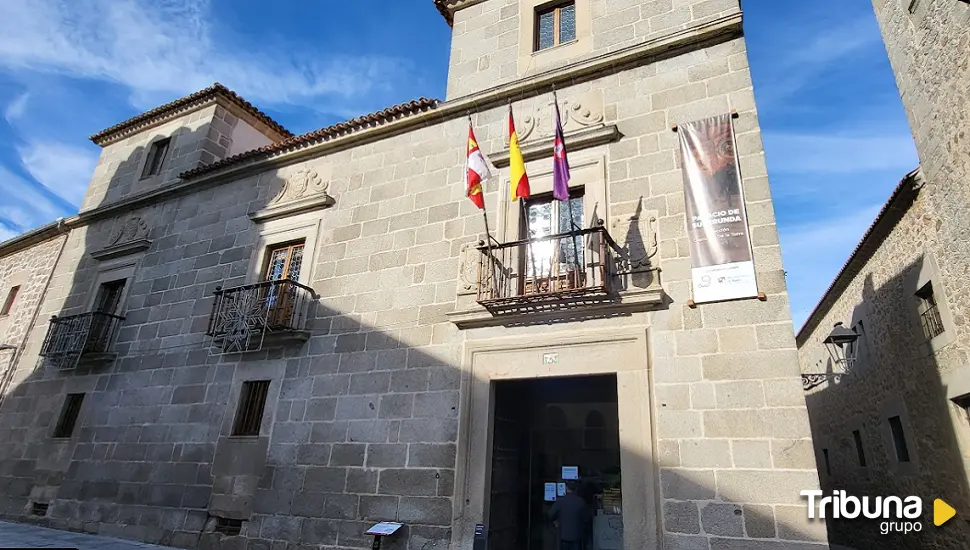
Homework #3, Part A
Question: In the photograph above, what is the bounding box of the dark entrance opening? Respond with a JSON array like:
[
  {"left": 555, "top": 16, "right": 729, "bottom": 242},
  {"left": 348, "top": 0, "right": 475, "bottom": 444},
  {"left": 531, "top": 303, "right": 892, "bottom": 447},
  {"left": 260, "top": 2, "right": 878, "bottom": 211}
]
[{"left": 488, "top": 374, "right": 624, "bottom": 550}]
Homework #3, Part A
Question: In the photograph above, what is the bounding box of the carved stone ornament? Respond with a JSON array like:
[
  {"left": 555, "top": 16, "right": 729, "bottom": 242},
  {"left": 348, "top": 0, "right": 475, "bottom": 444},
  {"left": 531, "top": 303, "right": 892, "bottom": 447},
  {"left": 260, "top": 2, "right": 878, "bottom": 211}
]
[
  {"left": 108, "top": 216, "right": 149, "bottom": 246},
  {"left": 270, "top": 168, "right": 330, "bottom": 205},
  {"left": 611, "top": 210, "right": 659, "bottom": 272},
  {"left": 458, "top": 240, "right": 485, "bottom": 295},
  {"left": 509, "top": 91, "right": 606, "bottom": 145}
]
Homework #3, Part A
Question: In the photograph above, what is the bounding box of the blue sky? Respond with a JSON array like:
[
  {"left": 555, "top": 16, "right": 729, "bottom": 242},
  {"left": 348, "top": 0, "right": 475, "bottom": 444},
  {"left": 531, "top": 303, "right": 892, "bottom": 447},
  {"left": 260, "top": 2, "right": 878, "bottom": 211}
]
[{"left": 0, "top": 0, "right": 918, "bottom": 327}]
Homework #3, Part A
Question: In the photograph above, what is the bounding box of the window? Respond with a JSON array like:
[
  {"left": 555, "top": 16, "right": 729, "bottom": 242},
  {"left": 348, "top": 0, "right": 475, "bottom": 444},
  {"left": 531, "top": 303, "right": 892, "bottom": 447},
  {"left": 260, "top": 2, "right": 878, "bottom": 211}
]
[
  {"left": 264, "top": 241, "right": 305, "bottom": 282},
  {"left": 53, "top": 393, "right": 85, "bottom": 438},
  {"left": 852, "top": 430, "right": 867, "bottom": 467},
  {"left": 94, "top": 279, "right": 127, "bottom": 314},
  {"left": 888, "top": 415, "right": 911, "bottom": 463},
  {"left": 522, "top": 192, "right": 584, "bottom": 279},
  {"left": 0, "top": 285, "right": 19, "bottom": 316},
  {"left": 822, "top": 448, "right": 831, "bottom": 476},
  {"left": 141, "top": 138, "right": 171, "bottom": 179},
  {"left": 213, "top": 517, "right": 243, "bottom": 536},
  {"left": 916, "top": 282, "right": 945, "bottom": 340},
  {"left": 535, "top": 1, "right": 576, "bottom": 51},
  {"left": 232, "top": 380, "right": 271, "bottom": 436}
]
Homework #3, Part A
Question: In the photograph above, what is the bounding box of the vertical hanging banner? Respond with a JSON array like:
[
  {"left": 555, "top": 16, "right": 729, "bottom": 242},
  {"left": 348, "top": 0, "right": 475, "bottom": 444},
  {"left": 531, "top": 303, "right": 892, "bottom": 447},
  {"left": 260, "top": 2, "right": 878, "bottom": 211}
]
[{"left": 677, "top": 114, "right": 758, "bottom": 303}]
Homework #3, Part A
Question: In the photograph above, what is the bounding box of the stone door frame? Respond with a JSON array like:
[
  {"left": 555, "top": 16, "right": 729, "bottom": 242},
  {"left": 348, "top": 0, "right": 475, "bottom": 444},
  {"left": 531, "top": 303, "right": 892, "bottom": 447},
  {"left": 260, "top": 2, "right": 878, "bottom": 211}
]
[{"left": 451, "top": 327, "right": 659, "bottom": 549}]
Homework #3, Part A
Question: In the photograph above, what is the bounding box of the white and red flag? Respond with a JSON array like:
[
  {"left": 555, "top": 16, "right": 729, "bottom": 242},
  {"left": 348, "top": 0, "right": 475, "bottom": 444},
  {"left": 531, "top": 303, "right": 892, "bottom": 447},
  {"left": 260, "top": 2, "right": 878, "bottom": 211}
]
[{"left": 465, "top": 123, "right": 493, "bottom": 209}]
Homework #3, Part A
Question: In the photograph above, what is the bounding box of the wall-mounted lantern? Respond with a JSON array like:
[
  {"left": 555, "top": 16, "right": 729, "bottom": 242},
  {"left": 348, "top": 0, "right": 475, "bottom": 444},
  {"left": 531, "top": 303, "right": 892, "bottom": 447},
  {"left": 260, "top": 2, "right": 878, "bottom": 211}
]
[{"left": 802, "top": 322, "right": 861, "bottom": 391}]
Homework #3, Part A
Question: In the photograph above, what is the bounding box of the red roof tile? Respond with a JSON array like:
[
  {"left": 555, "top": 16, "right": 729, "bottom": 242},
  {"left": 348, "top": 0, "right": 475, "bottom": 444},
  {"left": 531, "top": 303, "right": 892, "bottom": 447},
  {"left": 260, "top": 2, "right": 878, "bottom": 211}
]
[
  {"left": 89, "top": 83, "right": 293, "bottom": 146},
  {"left": 180, "top": 97, "right": 441, "bottom": 180}
]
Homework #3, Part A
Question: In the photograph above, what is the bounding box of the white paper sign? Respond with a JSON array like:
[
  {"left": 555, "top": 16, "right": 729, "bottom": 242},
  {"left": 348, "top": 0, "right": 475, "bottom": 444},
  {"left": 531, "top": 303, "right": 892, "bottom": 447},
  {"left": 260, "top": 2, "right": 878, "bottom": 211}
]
[
  {"left": 558, "top": 482, "right": 567, "bottom": 496},
  {"left": 561, "top": 466, "right": 579, "bottom": 480},
  {"left": 365, "top": 522, "right": 403, "bottom": 536},
  {"left": 544, "top": 483, "right": 557, "bottom": 501}
]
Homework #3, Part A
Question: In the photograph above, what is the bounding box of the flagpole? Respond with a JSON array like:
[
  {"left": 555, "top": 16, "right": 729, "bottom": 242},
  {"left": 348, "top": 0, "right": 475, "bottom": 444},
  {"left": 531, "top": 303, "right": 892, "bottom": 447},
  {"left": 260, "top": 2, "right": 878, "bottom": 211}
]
[
  {"left": 553, "top": 87, "right": 583, "bottom": 289},
  {"left": 469, "top": 113, "right": 501, "bottom": 299}
]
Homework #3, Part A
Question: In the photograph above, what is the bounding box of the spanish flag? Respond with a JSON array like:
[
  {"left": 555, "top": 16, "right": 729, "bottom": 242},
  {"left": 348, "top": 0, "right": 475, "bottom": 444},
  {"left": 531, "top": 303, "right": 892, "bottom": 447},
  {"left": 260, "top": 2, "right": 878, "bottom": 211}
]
[{"left": 508, "top": 105, "right": 530, "bottom": 201}]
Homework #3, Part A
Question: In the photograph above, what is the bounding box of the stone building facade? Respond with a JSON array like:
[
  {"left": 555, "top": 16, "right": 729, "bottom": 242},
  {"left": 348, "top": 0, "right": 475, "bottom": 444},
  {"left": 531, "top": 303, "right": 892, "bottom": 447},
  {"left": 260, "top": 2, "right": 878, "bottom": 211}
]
[
  {"left": 0, "top": 1, "right": 827, "bottom": 549},
  {"left": 795, "top": 1, "right": 970, "bottom": 548}
]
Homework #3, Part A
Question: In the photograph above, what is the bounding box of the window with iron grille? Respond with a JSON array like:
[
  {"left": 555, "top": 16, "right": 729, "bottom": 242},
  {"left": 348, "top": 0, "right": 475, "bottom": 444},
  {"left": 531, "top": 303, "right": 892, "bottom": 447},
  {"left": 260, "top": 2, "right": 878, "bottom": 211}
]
[
  {"left": 535, "top": 1, "right": 576, "bottom": 51},
  {"left": 888, "top": 415, "right": 911, "bottom": 463},
  {"left": 916, "top": 282, "right": 945, "bottom": 340},
  {"left": 53, "top": 393, "right": 84, "bottom": 438},
  {"left": 0, "top": 285, "right": 19, "bottom": 316},
  {"left": 852, "top": 429, "right": 867, "bottom": 467},
  {"left": 213, "top": 517, "right": 243, "bottom": 536},
  {"left": 141, "top": 138, "right": 171, "bottom": 179},
  {"left": 232, "top": 380, "right": 271, "bottom": 436}
]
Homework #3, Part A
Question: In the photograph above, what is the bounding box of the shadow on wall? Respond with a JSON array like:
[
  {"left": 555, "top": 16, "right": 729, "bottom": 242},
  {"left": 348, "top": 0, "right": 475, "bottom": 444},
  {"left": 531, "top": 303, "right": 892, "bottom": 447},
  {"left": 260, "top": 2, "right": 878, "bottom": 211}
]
[
  {"left": 805, "top": 255, "right": 970, "bottom": 550},
  {"left": 0, "top": 129, "right": 823, "bottom": 550}
]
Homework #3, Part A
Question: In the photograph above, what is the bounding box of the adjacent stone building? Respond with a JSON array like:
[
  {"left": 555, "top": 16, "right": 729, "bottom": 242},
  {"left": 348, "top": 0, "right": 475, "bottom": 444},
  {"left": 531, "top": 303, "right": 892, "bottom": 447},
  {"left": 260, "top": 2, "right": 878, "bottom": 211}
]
[
  {"left": 796, "top": 1, "right": 970, "bottom": 548},
  {"left": 0, "top": 1, "right": 827, "bottom": 549}
]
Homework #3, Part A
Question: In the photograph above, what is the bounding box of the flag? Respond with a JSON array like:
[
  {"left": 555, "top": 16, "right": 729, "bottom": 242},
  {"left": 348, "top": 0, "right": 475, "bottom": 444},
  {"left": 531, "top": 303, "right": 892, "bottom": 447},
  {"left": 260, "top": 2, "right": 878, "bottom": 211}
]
[
  {"left": 465, "top": 123, "right": 492, "bottom": 209},
  {"left": 508, "top": 105, "right": 531, "bottom": 202},
  {"left": 552, "top": 100, "right": 570, "bottom": 201}
]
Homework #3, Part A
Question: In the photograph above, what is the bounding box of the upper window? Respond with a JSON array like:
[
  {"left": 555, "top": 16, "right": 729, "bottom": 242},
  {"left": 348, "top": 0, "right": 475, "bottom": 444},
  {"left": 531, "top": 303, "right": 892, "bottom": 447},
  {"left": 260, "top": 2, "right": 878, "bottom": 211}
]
[
  {"left": 141, "top": 138, "right": 171, "bottom": 179},
  {"left": 53, "top": 393, "right": 85, "bottom": 438},
  {"left": 94, "top": 279, "right": 127, "bottom": 315},
  {"left": 0, "top": 285, "right": 20, "bottom": 316},
  {"left": 264, "top": 241, "right": 305, "bottom": 282},
  {"left": 916, "top": 282, "right": 945, "bottom": 340},
  {"left": 535, "top": 1, "right": 576, "bottom": 51},
  {"left": 522, "top": 191, "right": 584, "bottom": 279}
]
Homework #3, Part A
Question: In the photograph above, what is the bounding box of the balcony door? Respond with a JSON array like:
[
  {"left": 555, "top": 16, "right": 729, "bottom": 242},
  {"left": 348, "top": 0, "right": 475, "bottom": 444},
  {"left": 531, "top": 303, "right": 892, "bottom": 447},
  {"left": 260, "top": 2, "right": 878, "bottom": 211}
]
[
  {"left": 86, "top": 279, "right": 126, "bottom": 352},
  {"left": 521, "top": 192, "right": 585, "bottom": 294},
  {"left": 264, "top": 241, "right": 304, "bottom": 328}
]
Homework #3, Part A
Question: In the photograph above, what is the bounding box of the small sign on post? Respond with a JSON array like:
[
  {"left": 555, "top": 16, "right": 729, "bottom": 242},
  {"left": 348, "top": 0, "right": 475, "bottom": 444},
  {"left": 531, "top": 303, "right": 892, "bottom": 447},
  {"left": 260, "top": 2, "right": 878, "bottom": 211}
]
[
  {"left": 365, "top": 522, "right": 404, "bottom": 549},
  {"left": 473, "top": 523, "right": 487, "bottom": 550}
]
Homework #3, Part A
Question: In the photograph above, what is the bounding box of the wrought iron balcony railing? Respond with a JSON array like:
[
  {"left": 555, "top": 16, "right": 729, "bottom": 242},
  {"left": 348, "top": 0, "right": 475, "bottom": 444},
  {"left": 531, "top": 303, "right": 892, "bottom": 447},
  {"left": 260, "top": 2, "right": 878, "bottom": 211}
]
[
  {"left": 40, "top": 311, "right": 125, "bottom": 367},
  {"left": 206, "top": 279, "right": 316, "bottom": 354},
  {"left": 476, "top": 225, "right": 618, "bottom": 309}
]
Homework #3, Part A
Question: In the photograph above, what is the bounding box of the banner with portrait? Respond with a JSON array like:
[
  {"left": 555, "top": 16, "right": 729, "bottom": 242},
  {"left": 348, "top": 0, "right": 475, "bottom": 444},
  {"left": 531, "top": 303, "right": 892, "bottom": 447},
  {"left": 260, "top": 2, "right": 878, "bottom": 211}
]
[{"left": 677, "top": 114, "right": 758, "bottom": 303}]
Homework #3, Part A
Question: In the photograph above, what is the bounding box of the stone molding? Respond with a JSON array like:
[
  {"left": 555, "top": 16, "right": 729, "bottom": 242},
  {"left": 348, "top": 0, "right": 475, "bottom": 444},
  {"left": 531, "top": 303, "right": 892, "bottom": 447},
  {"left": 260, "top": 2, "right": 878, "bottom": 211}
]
[
  {"left": 90, "top": 240, "right": 152, "bottom": 262},
  {"left": 91, "top": 216, "right": 152, "bottom": 261},
  {"left": 491, "top": 125, "right": 620, "bottom": 167},
  {"left": 250, "top": 168, "right": 335, "bottom": 223}
]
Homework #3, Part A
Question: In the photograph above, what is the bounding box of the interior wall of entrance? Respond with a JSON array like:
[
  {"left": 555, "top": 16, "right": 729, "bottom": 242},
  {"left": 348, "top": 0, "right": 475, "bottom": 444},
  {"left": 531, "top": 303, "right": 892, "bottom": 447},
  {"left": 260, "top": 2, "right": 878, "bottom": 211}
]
[{"left": 452, "top": 329, "right": 657, "bottom": 550}]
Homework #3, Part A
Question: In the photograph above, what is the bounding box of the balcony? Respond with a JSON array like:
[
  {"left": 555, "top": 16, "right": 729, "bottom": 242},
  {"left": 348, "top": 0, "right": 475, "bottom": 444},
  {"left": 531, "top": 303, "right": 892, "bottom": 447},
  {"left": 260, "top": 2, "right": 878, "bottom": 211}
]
[
  {"left": 206, "top": 279, "right": 316, "bottom": 354},
  {"left": 477, "top": 225, "right": 618, "bottom": 313},
  {"left": 40, "top": 311, "right": 125, "bottom": 368}
]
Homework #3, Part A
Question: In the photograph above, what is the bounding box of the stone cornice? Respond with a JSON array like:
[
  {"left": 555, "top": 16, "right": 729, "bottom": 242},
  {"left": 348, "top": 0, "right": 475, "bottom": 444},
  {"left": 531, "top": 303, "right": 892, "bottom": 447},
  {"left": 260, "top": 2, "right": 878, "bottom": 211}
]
[
  {"left": 491, "top": 125, "right": 621, "bottom": 168},
  {"left": 20, "top": 13, "right": 743, "bottom": 234},
  {"left": 90, "top": 239, "right": 153, "bottom": 261}
]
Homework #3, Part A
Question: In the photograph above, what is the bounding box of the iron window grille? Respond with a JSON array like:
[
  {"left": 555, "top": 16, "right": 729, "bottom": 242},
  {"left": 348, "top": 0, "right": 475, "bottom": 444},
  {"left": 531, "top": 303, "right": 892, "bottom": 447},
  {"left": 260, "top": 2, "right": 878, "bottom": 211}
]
[
  {"left": 232, "top": 380, "right": 270, "bottom": 437},
  {"left": 53, "top": 393, "right": 84, "bottom": 438},
  {"left": 916, "top": 282, "right": 945, "bottom": 340}
]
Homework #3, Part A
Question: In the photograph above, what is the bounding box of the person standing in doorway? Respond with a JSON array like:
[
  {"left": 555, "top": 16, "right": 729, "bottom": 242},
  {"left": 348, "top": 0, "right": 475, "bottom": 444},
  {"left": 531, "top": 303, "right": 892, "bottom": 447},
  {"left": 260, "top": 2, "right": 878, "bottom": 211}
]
[{"left": 548, "top": 481, "right": 591, "bottom": 550}]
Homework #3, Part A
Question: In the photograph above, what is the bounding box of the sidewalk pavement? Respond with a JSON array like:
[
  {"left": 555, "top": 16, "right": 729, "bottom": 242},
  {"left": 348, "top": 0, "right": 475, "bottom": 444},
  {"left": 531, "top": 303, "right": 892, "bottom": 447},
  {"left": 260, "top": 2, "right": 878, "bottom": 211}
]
[{"left": 0, "top": 521, "right": 184, "bottom": 549}]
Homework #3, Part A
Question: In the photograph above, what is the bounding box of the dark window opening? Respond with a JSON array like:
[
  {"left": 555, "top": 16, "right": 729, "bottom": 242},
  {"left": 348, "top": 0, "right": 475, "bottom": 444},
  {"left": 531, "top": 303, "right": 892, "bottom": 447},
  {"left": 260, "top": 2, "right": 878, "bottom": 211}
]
[
  {"left": 30, "top": 502, "right": 49, "bottom": 516},
  {"left": 888, "top": 415, "right": 911, "bottom": 463},
  {"left": 232, "top": 380, "right": 271, "bottom": 437},
  {"left": 1, "top": 285, "right": 20, "bottom": 316},
  {"left": 214, "top": 517, "right": 243, "bottom": 536},
  {"left": 822, "top": 448, "right": 831, "bottom": 475},
  {"left": 916, "top": 282, "right": 945, "bottom": 340},
  {"left": 141, "top": 138, "right": 171, "bottom": 179},
  {"left": 53, "top": 393, "right": 84, "bottom": 438},
  {"left": 94, "top": 279, "right": 127, "bottom": 314},
  {"left": 535, "top": 1, "right": 576, "bottom": 51},
  {"left": 852, "top": 430, "right": 867, "bottom": 467}
]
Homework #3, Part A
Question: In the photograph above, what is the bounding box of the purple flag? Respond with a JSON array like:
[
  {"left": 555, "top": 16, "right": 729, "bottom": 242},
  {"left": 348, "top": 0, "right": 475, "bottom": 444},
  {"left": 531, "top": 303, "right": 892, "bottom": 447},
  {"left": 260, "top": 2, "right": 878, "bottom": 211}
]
[{"left": 552, "top": 100, "right": 570, "bottom": 201}]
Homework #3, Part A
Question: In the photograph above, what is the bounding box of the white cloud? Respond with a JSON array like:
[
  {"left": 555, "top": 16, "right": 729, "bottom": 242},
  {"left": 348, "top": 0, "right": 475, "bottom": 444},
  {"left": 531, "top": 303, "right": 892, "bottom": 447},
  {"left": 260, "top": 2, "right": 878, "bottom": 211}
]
[
  {"left": 0, "top": 0, "right": 412, "bottom": 111},
  {"left": 780, "top": 204, "right": 886, "bottom": 329},
  {"left": 3, "top": 92, "right": 28, "bottom": 122},
  {"left": 0, "top": 165, "right": 71, "bottom": 236},
  {"left": 16, "top": 141, "right": 98, "bottom": 206},
  {"left": 764, "top": 131, "right": 918, "bottom": 175}
]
